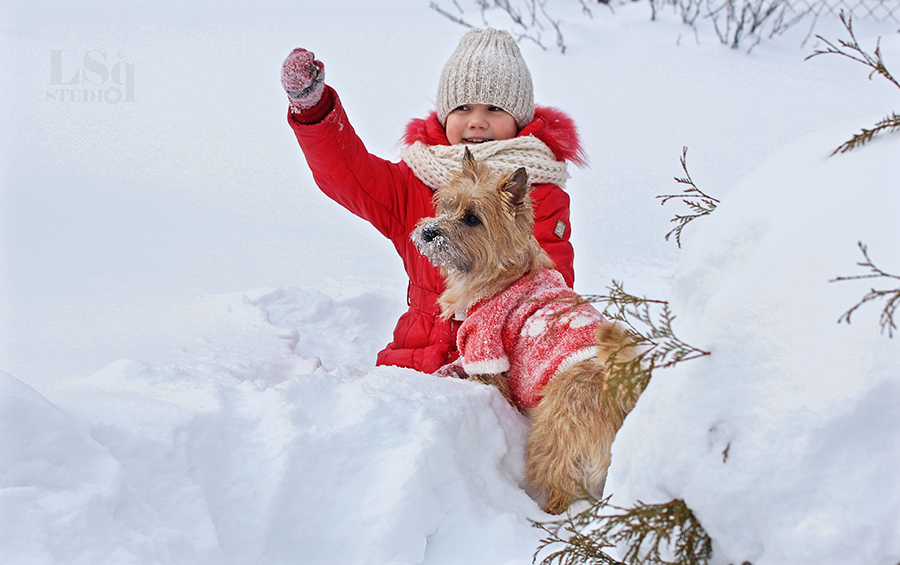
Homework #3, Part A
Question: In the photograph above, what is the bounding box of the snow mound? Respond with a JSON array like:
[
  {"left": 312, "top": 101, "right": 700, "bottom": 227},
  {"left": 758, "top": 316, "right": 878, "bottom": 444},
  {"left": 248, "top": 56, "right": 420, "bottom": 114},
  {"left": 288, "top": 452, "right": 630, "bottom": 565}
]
[
  {"left": 609, "top": 123, "right": 900, "bottom": 564},
  {"left": 0, "top": 371, "right": 205, "bottom": 564},
  {"left": 1, "top": 288, "right": 546, "bottom": 565}
]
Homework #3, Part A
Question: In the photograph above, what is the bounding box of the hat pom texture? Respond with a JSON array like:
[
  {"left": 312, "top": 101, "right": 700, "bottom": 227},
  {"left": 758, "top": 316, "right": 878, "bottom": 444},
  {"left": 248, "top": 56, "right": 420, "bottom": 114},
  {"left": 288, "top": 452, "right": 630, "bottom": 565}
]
[{"left": 436, "top": 28, "right": 535, "bottom": 129}]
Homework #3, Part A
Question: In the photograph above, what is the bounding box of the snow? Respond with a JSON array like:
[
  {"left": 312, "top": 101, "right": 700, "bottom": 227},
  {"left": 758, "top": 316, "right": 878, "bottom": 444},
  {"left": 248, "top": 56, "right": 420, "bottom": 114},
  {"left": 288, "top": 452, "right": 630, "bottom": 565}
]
[
  {"left": 608, "top": 123, "right": 900, "bottom": 564},
  {"left": 2, "top": 0, "right": 899, "bottom": 563}
]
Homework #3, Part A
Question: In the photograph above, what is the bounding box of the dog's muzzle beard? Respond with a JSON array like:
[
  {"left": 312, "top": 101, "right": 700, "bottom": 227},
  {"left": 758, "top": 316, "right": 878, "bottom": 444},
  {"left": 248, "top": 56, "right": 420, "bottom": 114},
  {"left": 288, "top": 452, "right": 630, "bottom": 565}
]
[{"left": 411, "top": 221, "right": 471, "bottom": 273}]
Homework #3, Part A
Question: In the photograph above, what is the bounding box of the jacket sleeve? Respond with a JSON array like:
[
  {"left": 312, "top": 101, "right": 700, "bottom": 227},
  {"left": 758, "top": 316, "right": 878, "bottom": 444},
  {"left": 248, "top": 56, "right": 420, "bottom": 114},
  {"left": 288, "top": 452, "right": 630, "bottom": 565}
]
[
  {"left": 531, "top": 184, "right": 575, "bottom": 287},
  {"left": 287, "top": 86, "right": 414, "bottom": 241}
]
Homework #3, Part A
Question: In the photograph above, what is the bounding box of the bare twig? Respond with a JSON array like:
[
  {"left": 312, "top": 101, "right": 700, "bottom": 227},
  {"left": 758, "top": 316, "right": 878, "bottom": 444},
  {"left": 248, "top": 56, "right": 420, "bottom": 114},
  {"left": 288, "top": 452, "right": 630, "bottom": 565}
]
[
  {"left": 429, "top": 1, "right": 475, "bottom": 27},
  {"left": 702, "top": 0, "right": 800, "bottom": 51},
  {"left": 429, "top": 0, "right": 572, "bottom": 53}
]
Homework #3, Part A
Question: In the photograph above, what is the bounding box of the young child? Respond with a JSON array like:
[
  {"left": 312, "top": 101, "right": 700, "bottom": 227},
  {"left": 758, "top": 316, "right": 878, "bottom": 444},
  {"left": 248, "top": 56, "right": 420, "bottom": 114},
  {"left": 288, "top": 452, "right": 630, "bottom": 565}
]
[{"left": 282, "top": 28, "right": 586, "bottom": 374}]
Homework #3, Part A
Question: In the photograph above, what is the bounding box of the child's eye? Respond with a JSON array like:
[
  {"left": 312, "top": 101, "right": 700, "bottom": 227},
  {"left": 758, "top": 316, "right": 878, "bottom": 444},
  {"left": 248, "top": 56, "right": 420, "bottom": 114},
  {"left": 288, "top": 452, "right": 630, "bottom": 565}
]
[
  {"left": 454, "top": 105, "right": 470, "bottom": 112},
  {"left": 488, "top": 106, "right": 503, "bottom": 112}
]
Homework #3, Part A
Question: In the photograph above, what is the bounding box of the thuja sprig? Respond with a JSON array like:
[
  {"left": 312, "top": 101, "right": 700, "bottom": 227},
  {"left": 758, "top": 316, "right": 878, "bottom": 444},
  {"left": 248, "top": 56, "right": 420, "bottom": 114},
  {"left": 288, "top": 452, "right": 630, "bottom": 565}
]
[
  {"left": 806, "top": 11, "right": 900, "bottom": 155},
  {"left": 578, "top": 281, "right": 711, "bottom": 405},
  {"left": 533, "top": 495, "right": 621, "bottom": 565},
  {"left": 829, "top": 112, "right": 900, "bottom": 155},
  {"left": 657, "top": 147, "right": 719, "bottom": 248},
  {"left": 806, "top": 11, "right": 900, "bottom": 90},
  {"left": 608, "top": 499, "right": 713, "bottom": 565},
  {"left": 533, "top": 496, "right": 713, "bottom": 565},
  {"left": 831, "top": 241, "right": 900, "bottom": 337}
]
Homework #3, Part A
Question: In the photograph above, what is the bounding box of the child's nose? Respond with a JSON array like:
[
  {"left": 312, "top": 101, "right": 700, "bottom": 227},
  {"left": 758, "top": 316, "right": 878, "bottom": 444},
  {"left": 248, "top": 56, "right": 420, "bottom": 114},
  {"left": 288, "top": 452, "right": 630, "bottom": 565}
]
[{"left": 468, "top": 115, "right": 488, "bottom": 128}]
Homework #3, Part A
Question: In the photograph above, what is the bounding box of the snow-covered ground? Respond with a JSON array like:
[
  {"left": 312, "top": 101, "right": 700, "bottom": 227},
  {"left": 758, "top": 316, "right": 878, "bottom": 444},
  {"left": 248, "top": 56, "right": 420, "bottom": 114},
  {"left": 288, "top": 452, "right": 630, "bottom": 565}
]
[{"left": 2, "top": 1, "right": 899, "bottom": 563}]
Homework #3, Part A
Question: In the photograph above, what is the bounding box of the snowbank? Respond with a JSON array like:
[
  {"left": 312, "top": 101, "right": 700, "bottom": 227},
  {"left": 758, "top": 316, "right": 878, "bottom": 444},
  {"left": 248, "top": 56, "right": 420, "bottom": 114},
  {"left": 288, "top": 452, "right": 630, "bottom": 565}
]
[
  {"left": 1, "top": 289, "right": 547, "bottom": 564},
  {"left": 609, "top": 123, "right": 900, "bottom": 564}
]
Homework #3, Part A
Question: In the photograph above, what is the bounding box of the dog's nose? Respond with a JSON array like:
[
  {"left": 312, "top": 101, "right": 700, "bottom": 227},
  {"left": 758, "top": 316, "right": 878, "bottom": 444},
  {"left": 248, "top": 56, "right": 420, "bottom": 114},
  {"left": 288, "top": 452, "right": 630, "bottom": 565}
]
[{"left": 422, "top": 225, "right": 439, "bottom": 242}]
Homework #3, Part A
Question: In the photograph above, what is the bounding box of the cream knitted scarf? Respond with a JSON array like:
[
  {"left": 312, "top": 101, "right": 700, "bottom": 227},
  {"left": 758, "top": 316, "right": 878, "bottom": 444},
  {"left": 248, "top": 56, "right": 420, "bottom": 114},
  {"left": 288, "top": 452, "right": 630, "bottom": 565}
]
[{"left": 401, "top": 135, "right": 570, "bottom": 191}]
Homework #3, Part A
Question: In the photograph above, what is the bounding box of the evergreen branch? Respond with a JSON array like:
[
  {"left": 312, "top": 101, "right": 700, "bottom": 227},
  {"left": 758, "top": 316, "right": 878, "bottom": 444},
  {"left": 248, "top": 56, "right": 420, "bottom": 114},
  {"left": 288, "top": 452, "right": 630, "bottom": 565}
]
[
  {"left": 610, "top": 499, "right": 713, "bottom": 565},
  {"left": 831, "top": 241, "right": 900, "bottom": 337},
  {"left": 805, "top": 11, "right": 900, "bottom": 91},
  {"left": 829, "top": 112, "right": 900, "bottom": 155},
  {"left": 534, "top": 496, "right": 713, "bottom": 565},
  {"left": 578, "top": 281, "right": 711, "bottom": 405},
  {"left": 657, "top": 147, "right": 719, "bottom": 248},
  {"left": 805, "top": 11, "right": 900, "bottom": 155},
  {"left": 534, "top": 495, "right": 623, "bottom": 565},
  {"left": 539, "top": 281, "right": 709, "bottom": 406}
]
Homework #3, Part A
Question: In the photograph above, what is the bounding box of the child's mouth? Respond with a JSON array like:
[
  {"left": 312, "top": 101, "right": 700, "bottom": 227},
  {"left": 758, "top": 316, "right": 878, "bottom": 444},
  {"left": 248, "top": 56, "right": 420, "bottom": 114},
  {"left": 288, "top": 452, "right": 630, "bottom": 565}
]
[{"left": 464, "top": 138, "right": 490, "bottom": 144}]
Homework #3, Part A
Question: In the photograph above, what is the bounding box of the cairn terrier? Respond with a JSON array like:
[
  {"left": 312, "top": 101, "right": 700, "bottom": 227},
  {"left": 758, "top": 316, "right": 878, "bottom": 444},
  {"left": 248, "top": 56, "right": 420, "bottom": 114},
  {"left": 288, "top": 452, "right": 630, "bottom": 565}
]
[{"left": 411, "top": 149, "right": 638, "bottom": 514}]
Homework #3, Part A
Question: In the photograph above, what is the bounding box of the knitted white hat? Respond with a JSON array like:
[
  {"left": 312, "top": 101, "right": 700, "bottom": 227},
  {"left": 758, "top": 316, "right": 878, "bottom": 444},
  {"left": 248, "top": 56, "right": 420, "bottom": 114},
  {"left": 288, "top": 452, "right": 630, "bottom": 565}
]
[{"left": 436, "top": 28, "right": 535, "bottom": 129}]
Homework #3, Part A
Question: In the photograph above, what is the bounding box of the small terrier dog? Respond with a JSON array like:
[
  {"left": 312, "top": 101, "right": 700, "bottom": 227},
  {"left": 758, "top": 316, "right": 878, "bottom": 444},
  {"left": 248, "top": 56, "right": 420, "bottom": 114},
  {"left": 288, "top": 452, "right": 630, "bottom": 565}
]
[{"left": 411, "top": 149, "right": 638, "bottom": 514}]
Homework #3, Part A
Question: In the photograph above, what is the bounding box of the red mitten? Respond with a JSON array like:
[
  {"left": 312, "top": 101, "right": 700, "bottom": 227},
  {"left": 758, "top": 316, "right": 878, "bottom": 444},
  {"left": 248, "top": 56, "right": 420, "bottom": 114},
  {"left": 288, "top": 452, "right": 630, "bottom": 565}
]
[{"left": 281, "top": 48, "right": 326, "bottom": 113}]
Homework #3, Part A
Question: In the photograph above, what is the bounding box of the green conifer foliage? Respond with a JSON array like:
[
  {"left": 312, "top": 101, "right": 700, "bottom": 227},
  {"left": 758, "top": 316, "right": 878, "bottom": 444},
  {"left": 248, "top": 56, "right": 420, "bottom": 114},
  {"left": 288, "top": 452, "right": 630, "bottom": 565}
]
[
  {"left": 534, "top": 496, "right": 713, "bottom": 565},
  {"left": 806, "top": 11, "right": 900, "bottom": 155},
  {"left": 579, "top": 282, "right": 711, "bottom": 405},
  {"left": 657, "top": 147, "right": 719, "bottom": 248},
  {"left": 832, "top": 241, "right": 900, "bottom": 337}
]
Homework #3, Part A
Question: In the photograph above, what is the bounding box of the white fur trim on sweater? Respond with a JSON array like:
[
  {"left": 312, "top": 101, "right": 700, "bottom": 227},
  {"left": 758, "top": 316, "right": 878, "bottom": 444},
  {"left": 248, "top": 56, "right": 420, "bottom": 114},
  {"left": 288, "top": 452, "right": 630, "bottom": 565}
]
[
  {"left": 463, "top": 357, "right": 511, "bottom": 376},
  {"left": 555, "top": 347, "right": 597, "bottom": 376},
  {"left": 401, "top": 136, "right": 570, "bottom": 191}
]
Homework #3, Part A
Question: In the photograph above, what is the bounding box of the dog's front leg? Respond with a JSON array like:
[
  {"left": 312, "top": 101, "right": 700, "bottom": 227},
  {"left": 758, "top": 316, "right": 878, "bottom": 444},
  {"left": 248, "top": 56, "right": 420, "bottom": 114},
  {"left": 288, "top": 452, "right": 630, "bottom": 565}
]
[{"left": 468, "top": 373, "right": 514, "bottom": 405}]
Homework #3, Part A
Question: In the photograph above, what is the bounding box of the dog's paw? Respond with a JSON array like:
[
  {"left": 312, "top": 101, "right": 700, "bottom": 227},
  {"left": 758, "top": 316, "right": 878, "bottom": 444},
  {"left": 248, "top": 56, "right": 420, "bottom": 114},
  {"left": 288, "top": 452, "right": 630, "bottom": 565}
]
[
  {"left": 469, "top": 373, "right": 515, "bottom": 405},
  {"left": 541, "top": 492, "right": 570, "bottom": 515},
  {"left": 433, "top": 361, "right": 468, "bottom": 379}
]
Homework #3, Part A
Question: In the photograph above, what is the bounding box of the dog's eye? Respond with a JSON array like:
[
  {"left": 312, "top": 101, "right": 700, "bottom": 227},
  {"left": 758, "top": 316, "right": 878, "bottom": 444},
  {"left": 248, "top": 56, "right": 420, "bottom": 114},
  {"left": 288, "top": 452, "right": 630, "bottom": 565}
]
[{"left": 462, "top": 213, "right": 481, "bottom": 227}]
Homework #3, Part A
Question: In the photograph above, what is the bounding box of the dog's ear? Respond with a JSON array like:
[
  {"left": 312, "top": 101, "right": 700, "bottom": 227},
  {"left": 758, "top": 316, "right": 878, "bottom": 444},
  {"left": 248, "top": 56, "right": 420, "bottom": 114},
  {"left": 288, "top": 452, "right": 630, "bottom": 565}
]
[{"left": 501, "top": 167, "right": 529, "bottom": 208}]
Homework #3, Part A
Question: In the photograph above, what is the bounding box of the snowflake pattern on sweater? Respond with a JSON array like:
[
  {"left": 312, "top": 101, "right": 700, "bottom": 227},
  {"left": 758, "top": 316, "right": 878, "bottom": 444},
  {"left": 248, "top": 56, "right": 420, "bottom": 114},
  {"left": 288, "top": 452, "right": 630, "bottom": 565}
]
[{"left": 457, "top": 268, "right": 605, "bottom": 409}]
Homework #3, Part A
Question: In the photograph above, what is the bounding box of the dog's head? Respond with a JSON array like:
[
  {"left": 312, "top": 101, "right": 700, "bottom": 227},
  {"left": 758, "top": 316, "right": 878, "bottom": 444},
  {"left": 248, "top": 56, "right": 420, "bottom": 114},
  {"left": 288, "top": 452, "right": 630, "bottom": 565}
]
[
  {"left": 412, "top": 148, "right": 534, "bottom": 272},
  {"left": 411, "top": 149, "right": 552, "bottom": 314}
]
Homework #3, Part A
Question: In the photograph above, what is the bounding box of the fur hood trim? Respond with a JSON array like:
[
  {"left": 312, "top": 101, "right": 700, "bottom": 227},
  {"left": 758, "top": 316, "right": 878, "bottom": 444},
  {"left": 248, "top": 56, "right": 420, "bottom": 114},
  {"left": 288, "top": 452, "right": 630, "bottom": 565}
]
[{"left": 402, "top": 106, "right": 587, "bottom": 167}]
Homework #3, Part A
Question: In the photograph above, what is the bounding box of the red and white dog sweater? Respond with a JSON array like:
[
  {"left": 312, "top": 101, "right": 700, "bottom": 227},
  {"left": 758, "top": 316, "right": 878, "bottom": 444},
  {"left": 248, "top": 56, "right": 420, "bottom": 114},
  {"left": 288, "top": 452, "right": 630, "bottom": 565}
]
[{"left": 456, "top": 268, "right": 605, "bottom": 409}]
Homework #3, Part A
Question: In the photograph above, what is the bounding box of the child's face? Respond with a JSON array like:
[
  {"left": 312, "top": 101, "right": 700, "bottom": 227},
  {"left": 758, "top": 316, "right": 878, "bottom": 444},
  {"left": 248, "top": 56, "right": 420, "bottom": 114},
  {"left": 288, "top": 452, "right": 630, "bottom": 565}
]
[{"left": 445, "top": 104, "right": 518, "bottom": 145}]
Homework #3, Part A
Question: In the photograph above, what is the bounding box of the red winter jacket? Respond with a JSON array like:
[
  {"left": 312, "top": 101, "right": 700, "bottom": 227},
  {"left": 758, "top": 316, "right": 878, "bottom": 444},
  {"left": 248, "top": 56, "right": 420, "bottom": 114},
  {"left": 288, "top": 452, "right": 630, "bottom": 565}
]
[{"left": 288, "top": 86, "right": 585, "bottom": 373}]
